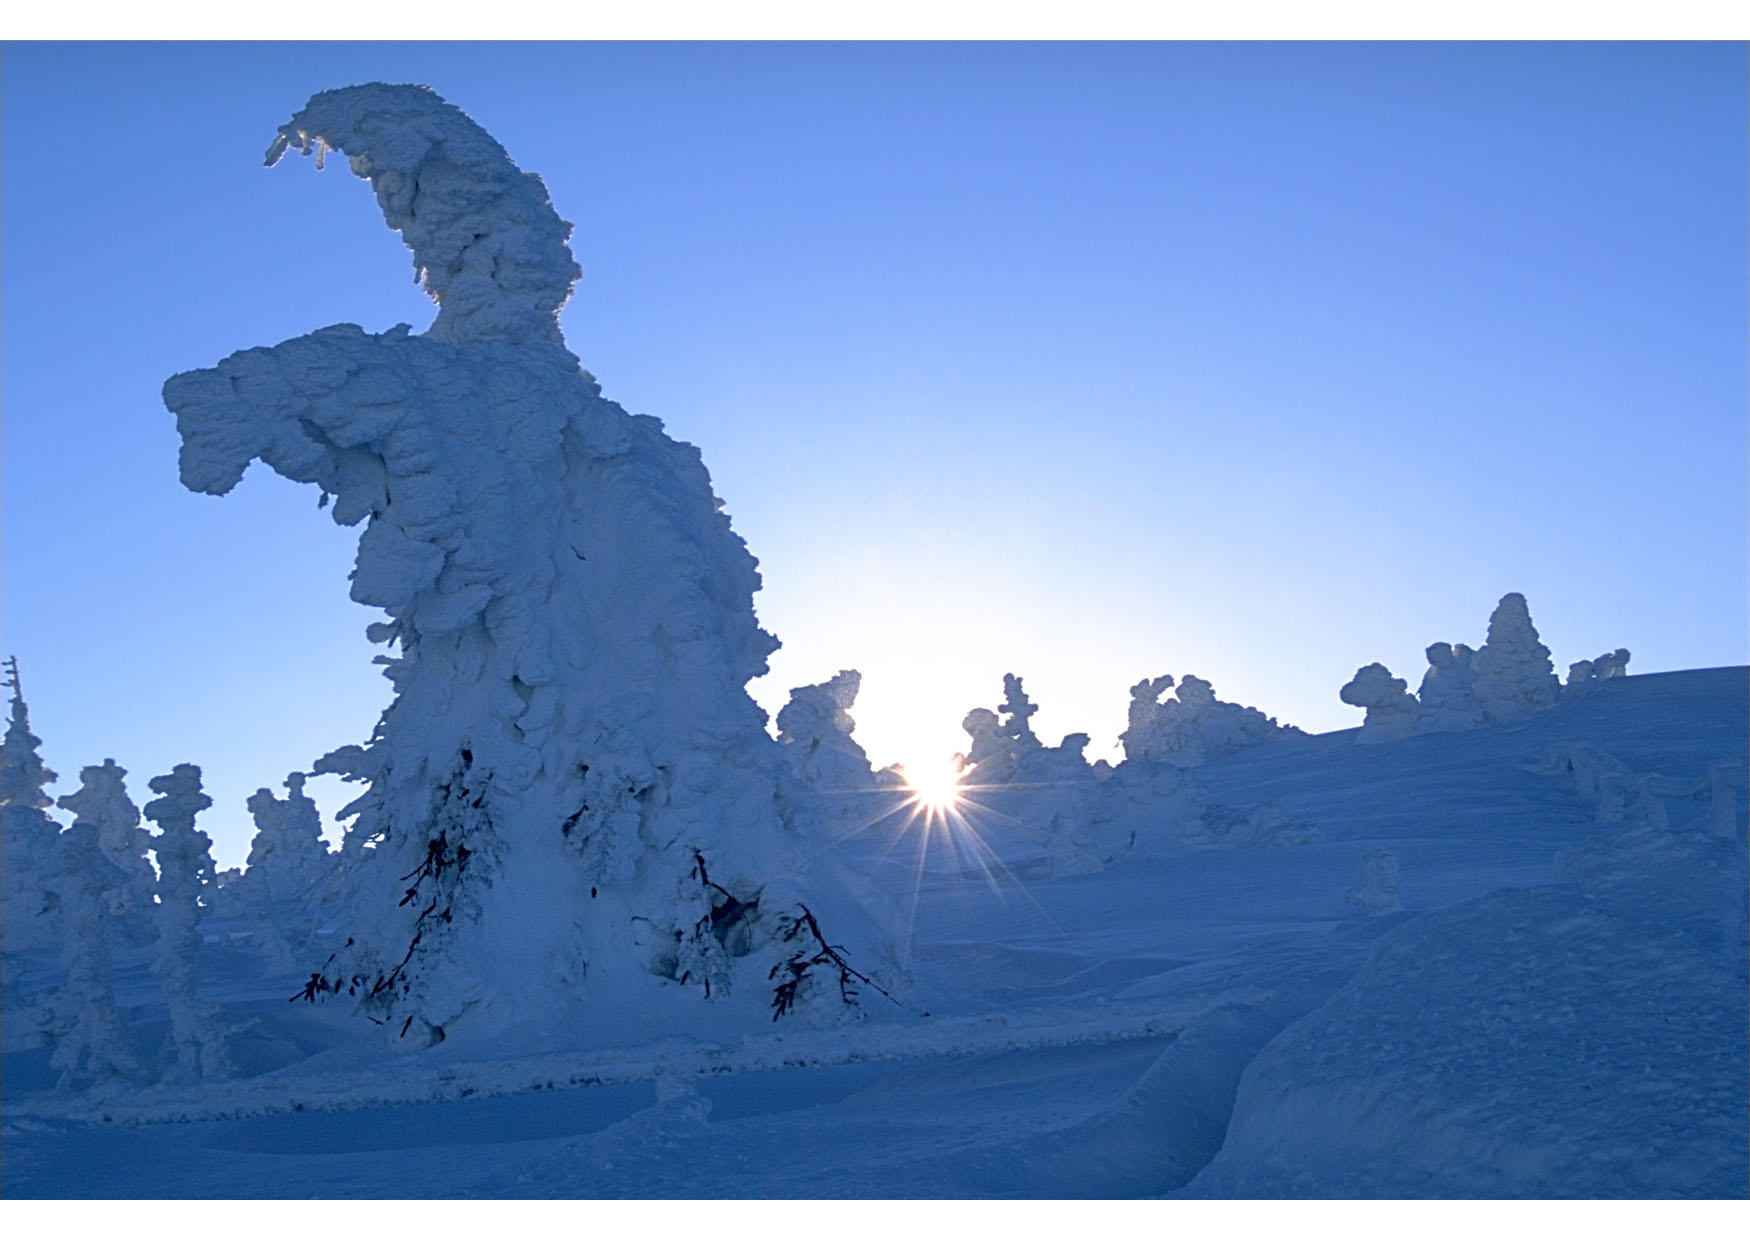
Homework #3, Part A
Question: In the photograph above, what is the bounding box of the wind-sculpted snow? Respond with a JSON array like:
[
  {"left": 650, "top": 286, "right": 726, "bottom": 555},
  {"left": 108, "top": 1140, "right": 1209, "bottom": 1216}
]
[{"left": 164, "top": 85, "right": 900, "bottom": 1044}]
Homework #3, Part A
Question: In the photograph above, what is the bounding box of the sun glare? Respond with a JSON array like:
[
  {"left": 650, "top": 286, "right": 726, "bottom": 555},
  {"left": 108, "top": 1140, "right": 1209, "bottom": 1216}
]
[{"left": 904, "top": 762, "right": 963, "bottom": 813}]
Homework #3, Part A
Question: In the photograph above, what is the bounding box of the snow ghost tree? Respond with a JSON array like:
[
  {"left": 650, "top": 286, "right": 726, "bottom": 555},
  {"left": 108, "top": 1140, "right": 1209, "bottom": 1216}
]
[
  {"left": 1339, "top": 664, "right": 1420, "bottom": 744},
  {"left": 952, "top": 676, "right": 1146, "bottom": 875},
  {"left": 46, "top": 819, "right": 141, "bottom": 1090},
  {"left": 776, "top": 670, "right": 875, "bottom": 794},
  {"left": 1566, "top": 648, "right": 1631, "bottom": 695},
  {"left": 238, "top": 773, "right": 332, "bottom": 973},
  {"left": 1121, "top": 674, "right": 1303, "bottom": 766},
  {"left": 244, "top": 772, "right": 331, "bottom": 899},
  {"left": 2, "top": 657, "right": 62, "bottom": 954},
  {"left": 143, "top": 764, "right": 228, "bottom": 1081},
  {"left": 1469, "top": 592, "right": 1561, "bottom": 723},
  {"left": 1414, "top": 642, "right": 1486, "bottom": 733},
  {"left": 56, "top": 759, "right": 154, "bottom": 932},
  {"left": 162, "top": 84, "right": 900, "bottom": 1044}
]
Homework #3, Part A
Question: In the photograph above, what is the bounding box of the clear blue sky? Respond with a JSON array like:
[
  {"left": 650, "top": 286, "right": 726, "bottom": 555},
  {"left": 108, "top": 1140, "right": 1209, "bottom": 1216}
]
[{"left": 4, "top": 42, "right": 1745, "bottom": 866}]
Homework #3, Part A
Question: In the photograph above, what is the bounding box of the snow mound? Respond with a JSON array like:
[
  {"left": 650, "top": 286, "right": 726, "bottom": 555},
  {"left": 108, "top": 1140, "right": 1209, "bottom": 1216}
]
[{"left": 1187, "top": 840, "right": 1749, "bottom": 1197}]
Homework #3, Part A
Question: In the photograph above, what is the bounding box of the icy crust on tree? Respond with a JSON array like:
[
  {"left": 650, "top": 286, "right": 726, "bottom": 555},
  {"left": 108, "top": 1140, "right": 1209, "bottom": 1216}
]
[
  {"left": 2, "top": 659, "right": 62, "bottom": 953},
  {"left": 1120, "top": 674, "right": 1305, "bottom": 767},
  {"left": 164, "top": 85, "right": 902, "bottom": 1044},
  {"left": 1339, "top": 593, "right": 1624, "bottom": 742}
]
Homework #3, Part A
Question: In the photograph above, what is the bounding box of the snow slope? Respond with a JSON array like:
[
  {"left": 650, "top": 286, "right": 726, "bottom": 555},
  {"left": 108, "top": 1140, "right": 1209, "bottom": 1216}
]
[{"left": 3, "top": 667, "right": 1743, "bottom": 1198}]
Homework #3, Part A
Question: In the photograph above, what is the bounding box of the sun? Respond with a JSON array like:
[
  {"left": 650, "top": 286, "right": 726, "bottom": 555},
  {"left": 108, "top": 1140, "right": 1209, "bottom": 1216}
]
[{"left": 904, "top": 761, "right": 963, "bottom": 813}]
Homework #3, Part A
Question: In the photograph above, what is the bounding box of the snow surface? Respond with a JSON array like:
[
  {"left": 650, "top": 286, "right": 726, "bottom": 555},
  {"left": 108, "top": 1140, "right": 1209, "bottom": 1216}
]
[{"left": 5, "top": 667, "right": 1743, "bottom": 1197}]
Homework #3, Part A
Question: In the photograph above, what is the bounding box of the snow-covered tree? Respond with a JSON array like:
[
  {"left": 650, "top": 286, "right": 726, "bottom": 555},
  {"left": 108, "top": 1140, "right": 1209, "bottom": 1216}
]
[
  {"left": 1565, "top": 648, "right": 1631, "bottom": 695},
  {"left": 163, "top": 84, "right": 901, "bottom": 1043},
  {"left": 143, "top": 764, "right": 228, "bottom": 1081},
  {"left": 235, "top": 773, "right": 333, "bottom": 972},
  {"left": 1339, "top": 664, "right": 1419, "bottom": 743},
  {"left": 1123, "top": 674, "right": 1304, "bottom": 766},
  {"left": 244, "top": 772, "right": 331, "bottom": 899},
  {"left": 2, "top": 656, "right": 62, "bottom": 954},
  {"left": 45, "top": 820, "right": 140, "bottom": 1090},
  {"left": 1470, "top": 592, "right": 1561, "bottom": 723},
  {"left": 776, "top": 670, "right": 876, "bottom": 793},
  {"left": 1414, "top": 642, "right": 1486, "bottom": 733},
  {"left": 56, "top": 759, "right": 154, "bottom": 933},
  {"left": 951, "top": 677, "right": 1153, "bottom": 875}
]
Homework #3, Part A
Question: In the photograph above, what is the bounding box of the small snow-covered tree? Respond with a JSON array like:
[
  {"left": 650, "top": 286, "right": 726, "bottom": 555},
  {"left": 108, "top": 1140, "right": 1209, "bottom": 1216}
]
[
  {"left": 143, "top": 764, "right": 229, "bottom": 1081},
  {"left": 2, "top": 656, "right": 62, "bottom": 954},
  {"left": 237, "top": 772, "right": 333, "bottom": 972},
  {"left": 1414, "top": 642, "right": 1486, "bottom": 733},
  {"left": 1565, "top": 648, "right": 1631, "bottom": 695},
  {"left": 244, "top": 772, "right": 331, "bottom": 900},
  {"left": 1124, "top": 673, "right": 1304, "bottom": 766},
  {"left": 46, "top": 820, "right": 141, "bottom": 1090},
  {"left": 1469, "top": 592, "right": 1561, "bottom": 723},
  {"left": 952, "top": 677, "right": 1147, "bottom": 875},
  {"left": 776, "top": 670, "right": 876, "bottom": 793},
  {"left": 56, "top": 759, "right": 154, "bottom": 933},
  {"left": 1339, "top": 664, "right": 1419, "bottom": 743}
]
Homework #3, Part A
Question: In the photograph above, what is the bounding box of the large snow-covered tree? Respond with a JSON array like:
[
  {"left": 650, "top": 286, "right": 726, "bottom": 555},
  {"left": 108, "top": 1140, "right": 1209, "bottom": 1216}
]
[
  {"left": 1470, "top": 592, "right": 1561, "bottom": 723},
  {"left": 163, "top": 84, "right": 901, "bottom": 1044},
  {"left": 2, "top": 657, "right": 62, "bottom": 954}
]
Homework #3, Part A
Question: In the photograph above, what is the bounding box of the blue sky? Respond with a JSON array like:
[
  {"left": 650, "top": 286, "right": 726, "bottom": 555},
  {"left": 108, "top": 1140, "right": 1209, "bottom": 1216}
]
[{"left": 3, "top": 42, "right": 1745, "bottom": 865}]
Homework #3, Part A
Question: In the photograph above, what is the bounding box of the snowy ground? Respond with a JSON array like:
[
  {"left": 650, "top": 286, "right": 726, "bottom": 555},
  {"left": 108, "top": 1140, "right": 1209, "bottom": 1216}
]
[{"left": 3, "top": 668, "right": 1745, "bottom": 1198}]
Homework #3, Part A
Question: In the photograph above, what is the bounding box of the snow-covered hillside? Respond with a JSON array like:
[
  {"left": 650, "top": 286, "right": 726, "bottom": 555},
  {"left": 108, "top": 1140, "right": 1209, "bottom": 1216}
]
[
  {"left": 4, "top": 667, "right": 1743, "bottom": 1197},
  {"left": 3, "top": 84, "right": 1743, "bottom": 1201}
]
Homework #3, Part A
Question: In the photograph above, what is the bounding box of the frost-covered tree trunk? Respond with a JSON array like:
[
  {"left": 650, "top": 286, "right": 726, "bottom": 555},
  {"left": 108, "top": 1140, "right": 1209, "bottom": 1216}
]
[
  {"left": 164, "top": 85, "right": 900, "bottom": 1043},
  {"left": 2, "top": 657, "right": 62, "bottom": 957},
  {"left": 144, "top": 764, "right": 229, "bottom": 1081}
]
